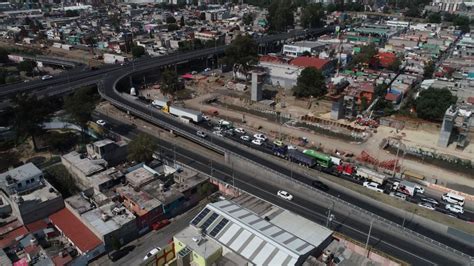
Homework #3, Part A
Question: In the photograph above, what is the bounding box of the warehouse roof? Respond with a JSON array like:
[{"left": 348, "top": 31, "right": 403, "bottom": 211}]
[{"left": 190, "top": 200, "right": 316, "bottom": 265}]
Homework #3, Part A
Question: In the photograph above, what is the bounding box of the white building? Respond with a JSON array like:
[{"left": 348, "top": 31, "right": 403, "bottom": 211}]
[
  {"left": 282, "top": 41, "right": 327, "bottom": 58},
  {"left": 430, "top": 0, "right": 471, "bottom": 12}
]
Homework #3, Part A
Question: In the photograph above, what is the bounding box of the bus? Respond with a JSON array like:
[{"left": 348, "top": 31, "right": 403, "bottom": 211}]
[{"left": 302, "top": 149, "right": 332, "bottom": 168}]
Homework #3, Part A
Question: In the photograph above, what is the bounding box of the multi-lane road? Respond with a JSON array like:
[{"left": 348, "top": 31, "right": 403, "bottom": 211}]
[
  {"left": 2, "top": 25, "right": 473, "bottom": 262},
  {"left": 97, "top": 112, "right": 471, "bottom": 265}
]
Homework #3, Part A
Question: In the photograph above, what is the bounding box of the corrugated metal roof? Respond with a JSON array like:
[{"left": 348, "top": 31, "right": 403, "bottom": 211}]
[{"left": 191, "top": 200, "right": 316, "bottom": 265}]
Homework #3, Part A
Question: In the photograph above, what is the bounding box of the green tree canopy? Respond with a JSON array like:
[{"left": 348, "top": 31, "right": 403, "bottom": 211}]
[
  {"left": 428, "top": 12, "right": 442, "bottom": 23},
  {"left": 166, "top": 16, "right": 176, "bottom": 24},
  {"left": 180, "top": 16, "right": 185, "bottom": 27},
  {"left": 131, "top": 45, "right": 145, "bottom": 58},
  {"left": 243, "top": 13, "right": 254, "bottom": 26},
  {"left": 64, "top": 87, "right": 99, "bottom": 141},
  {"left": 292, "top": 67, "right": 327, "bottom": 98},
  {"left": 423, "top": 60, "right": 435, "bottom": 78},
  {"left": 301, "top": 3, "right": 324, "bottom": 28},
  {"left": 17, "top": 60, "right": 36, "bottom": 74},
  {"left": 160, "top": 68, "right": 180, "bottom": 96},
  {"left": 415, "top": 88, "right": 457, "bottom": 121},
  {"left": 167, "top": 23, "right": 179, "bottom": 32},
  {"left": 268, "top": 0, "right": 294, "bottom": 32},
  {"left": 127, "top": 133, "right": 157, "bottom": 163},
  {"left": 453, "top": 15, "right": 470, "bottom": 33},
  {"left": 0, "top": 47, "right": 9, "bottom": 63},
  {"left": 350, "top": 44, "right": 377, "bottom": 67},
  {"left": 11, "top": 93, "right": 51, "bottom": 149},
  {"left": 223, "top": 34, "right": 258, "bottom": 68}
]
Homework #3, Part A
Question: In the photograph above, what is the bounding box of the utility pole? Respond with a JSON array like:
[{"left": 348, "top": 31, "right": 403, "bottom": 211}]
[{"left": 365, "top": 219, "right": 374, "bottom": 251}]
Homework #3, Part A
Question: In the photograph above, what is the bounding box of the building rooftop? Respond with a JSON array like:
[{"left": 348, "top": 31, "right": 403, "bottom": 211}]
[
  {"left": 93, "top": 139, "right": 115, "bottom": 148},
  {"left": 0, "top": 163, "right": 42, "bottom": 184},
  {"left": 65, "top": 194, "right": 95, "bottom": 215},
  {"left": 116, "top": 186, "right": 162, "bottom": 212},
  {"left": 190, "top": 200, "right": 318, "bottom": 265},
  {"left": 80, "top": 201, "right": 135, "bottom": 237},
  {"left": 125, "top": 164, "right": 159, "bottom": 188},
  {"left": 49, "top": 208, "right": 102, "bottom": 253},
  {"left": 291, "top": 56, "right": 330, "bottom": 70},
  {"left": 143, "top": 180, "right": 185, "bottom": 205},
  {"left": 62, "top": 151, "right": 106, "bottom": 176},
  {"left": 286, "top": 41, "right": 326, "bottom": 49},
  {"left": 174, "top": 226, "right": 222, "bottom": 260}
]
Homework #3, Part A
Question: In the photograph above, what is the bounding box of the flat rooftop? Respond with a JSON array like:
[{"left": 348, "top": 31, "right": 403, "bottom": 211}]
[
  {"left": 62, "top": 151, "right": 105, "bottom": 176},
  {"left": 81, "top": 202, "right": 135, "bottom": 237},
  {"left": 116, "top": 185, "right": 162, "bottom": 211},
  {"left": 125, "top": 164, "right": 159, "bottom": 187},
  {"left": 0, "top": 163, "right": 41, "bottom": 183},
  {"left": 65, "top": 194, "right": 94, "bottom": 215},
  {"left": 174, "top": 226, "right": 222, "bottom": 260},
  {"left": 13, "top": 181, "right": 61, "bottom": 203}
]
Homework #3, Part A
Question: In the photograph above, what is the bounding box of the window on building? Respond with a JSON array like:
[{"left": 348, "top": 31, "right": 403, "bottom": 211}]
[
  {"left": 26, "top": 180, "right": 30, "bottom": 184},
  {"left": 17, "top": 183, "right": 22, "bottom": 188}
]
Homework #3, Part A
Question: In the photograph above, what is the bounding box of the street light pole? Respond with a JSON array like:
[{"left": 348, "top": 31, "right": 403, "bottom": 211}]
[{"left": 365, "top": 219, "right": 374, "bottom": 251}]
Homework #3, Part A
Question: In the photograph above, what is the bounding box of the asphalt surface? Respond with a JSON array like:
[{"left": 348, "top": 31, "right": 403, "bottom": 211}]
[
  {"left": 98, "top": 113, "right": 471, "bottom": 265},
  {"left": 0, "top": 27, "right": 331, "bottom": 99}
]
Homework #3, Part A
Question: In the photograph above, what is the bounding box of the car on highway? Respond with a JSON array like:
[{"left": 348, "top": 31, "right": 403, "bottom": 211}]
[
  {"left": 418, "top": 202, "right": 436, "bottom": 211},
  {"left": 273, "top": 140, "right": 284, "bottom": 146},
  {"left": 445, "top": 204, "right": 464, "bottom": 214},
  {"left": 389, "top": 192, "right": 407, "bottom": 201},
  {"left": 234, "top": 128, "right": 245, "bottom": 134},
  {"left": 311, "top": 180, "right": 329, "bottom": 191},
  {"left": 212, "top": 131, "right": 223, "bottom": 137},
  {"left": 240, "top": 135, "right": 250, "bottom": 141},
  {"left": 41, "top": 75, "right": 53, "bottom": 80},
  {"left": 363, "top": 182, "right": 383, "bottom": 193},
  {"left": 287, "top": 145, "right": 297, "bottom": 150},
  {"left": 251, "top": 138, "right": 263, "bottom": 146},
  {"left": 419, "top": 196, "right": 439, "bottom": 206},
  {"left": 253, "top": 133, "right": 267, "bottom": 141},
  {"left": 442, "top": 192, "right": 465, "bottom": 206},
  {"left": 277, "top": 190, "right": 293, "bottom": 200},
  {"left": 96, "top": 120, "right": 106, "bottom": 126},
  {"left": 223, "top": 129, "right": 234, "bottom": 136},
  {"left": 144, "top": 247, "right": 161, "bottom": 261},
  {"left": 196, "top": 131, "right": 207, "bottom": 138}
]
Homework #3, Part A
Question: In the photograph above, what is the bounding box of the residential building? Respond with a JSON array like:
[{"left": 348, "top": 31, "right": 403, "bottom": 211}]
[
  {"left": 0, "top": 164, "right": 64, "bottom": 224},
  {"left": 282, "top": 41, "right": 327, "bottom": 57},
  {"left": 86, "top": 138, "right": 128, "bottom": 166},
  {"left": 61, "top": 151, "right": 107, "bottom": 182}
]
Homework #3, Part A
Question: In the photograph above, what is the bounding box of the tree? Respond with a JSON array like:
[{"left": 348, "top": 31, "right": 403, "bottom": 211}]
[
  {"left": 127, "top": 133, "right": 157, "bottom": 163},
  {"left": 301, "top": 3, "right": 324, "bottom": 28},
  {"left": 17, "top": 60, "right": 36, "bottom": 74},
  {"left": 65, "top": 10, "right": 79, "bottom": 17},
  {"left": 223, "top": 34, "right": 258, "bottom": 69},
  {"left": 374, "top": 83, "right": 388, "bottom": 98},
  {"left": 243, "top": 13, "right": 254, "bottom": 26},
  {"left": 268, "top": 0, "right": 294, "bottom": 32},
  {"left": 11, "top": 93, "right": 51, "bottom": 150},
  {"left": 160, "top": 68, "right": 180, "bottom": 96},
  {"left": 180, "top": 16, "right": 185, "bottom": 27},
  {"left": 167, "top": 23, "right": 179, "bottom": 32},
  {"left": 350, "top": 44, "right": 377, "bottom": 67},
  {"left": 388, "top": 57, "right": 402, "bottom": 72},
  {"left": 199, "top": 12, "right": 206, "bottom": 20},
  {"left": 423, "top": 60, "right": 435, "bottom": 78},
  {"left": 415, "top": 88, "right": 457, "bottom": 121},
  {"left": 453, "top": 15, "right": 470, "bottom": 33},
  {"left": 131, "top": 45, "right": 145, "bottom": 58},
  {"left": 428, "top": 12, "right": 442, "bottom": 23},
  {"left": 292, "top": 67, "right": 327, "bottom": 98},
  {"left": 302, "top": 51, "right": 312, "bottom": 57},
  {"left": 64, "top": 87, "right": 98, "bottom": 142},
  {"left": 166, "top": 16, "right": 176, "bottom": 24},
  {"left": 0, "top": 47, "right": 8, "bottom": 63}
]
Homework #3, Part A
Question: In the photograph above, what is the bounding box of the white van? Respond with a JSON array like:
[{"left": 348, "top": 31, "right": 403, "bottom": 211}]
[{"left": 442, "top": 192, "right": 465, "bottom": 207}]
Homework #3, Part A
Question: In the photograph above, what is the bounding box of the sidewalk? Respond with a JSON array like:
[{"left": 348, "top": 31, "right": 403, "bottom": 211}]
[{"left": 185, "top": 96, "right": 474, "bottom": 189}]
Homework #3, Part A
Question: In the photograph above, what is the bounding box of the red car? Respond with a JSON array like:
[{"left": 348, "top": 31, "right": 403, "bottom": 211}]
[{"left": 152, "top": 219, "right": 170, "bottom": 231}]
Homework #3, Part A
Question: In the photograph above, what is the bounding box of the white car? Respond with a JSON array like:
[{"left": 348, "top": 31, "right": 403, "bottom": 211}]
[
  {"left": 277, "top": 190, "right": 293, "bottom": 200},
  {"left": 362, "top": 182, "right": 383, "bottom": 193},
  {"left": 253, "top": 133, "right": 267, "bottom": 141},
  {"left": 96, "top": 120, "right": 106, "bottom": 126},
  {"left": 204, "top": 68, "right": 211, "bottom": 72},
  {"left": 389, "top": 192, "right": 406, "bottom": 201},
  {"left": 418, "top": 202, "right": 435, "bottom": 211},
  {"left": 234, "top": 128, "right": 245, "bottom": 134},
  {"left": 251, "top": 139, "right": 263, "bottom": 146},
  {"left": 212, "top": 131, "right": 223, "bottom": 137},
  {"left": 202, "top": 115, "right": 210, "bottom": 121},
  {"left": 287, "top": 145, "right": 297, "bottom": 150},
  {"left": 445, "top": 204, "right": 464, "bottom": 214},
  {"left": 196, "top": 131, "right": 207, "bottom": 138},
  {"left": 143, "top": 247, "right": 161, "bottom": 261},
  {"left": 414, "top": 185, "right": 424, "bottom": 194},
  {"left": 41, "top": 75, "right": 53, "bottom": 80},
  {"left": 240, "top": 135, "right": 250, "bottom": 141}
]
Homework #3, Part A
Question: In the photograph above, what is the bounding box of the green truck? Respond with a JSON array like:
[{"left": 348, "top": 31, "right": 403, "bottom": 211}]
[{"left": 303, "top": 149, "right": 332, "bottom": 168}]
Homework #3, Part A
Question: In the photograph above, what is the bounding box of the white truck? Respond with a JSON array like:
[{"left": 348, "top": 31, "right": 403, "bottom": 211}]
[
  {"left": 398, "top": 180, "right": 417, "bottom": 196},
  {"left": 356, "top": 167, "right": 387, "bottom": 185},
  {"left": 104, "top": 53, "right": 127, "bottom": 64}
]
